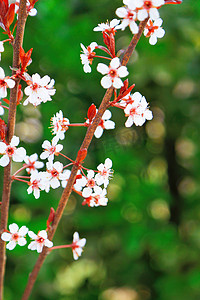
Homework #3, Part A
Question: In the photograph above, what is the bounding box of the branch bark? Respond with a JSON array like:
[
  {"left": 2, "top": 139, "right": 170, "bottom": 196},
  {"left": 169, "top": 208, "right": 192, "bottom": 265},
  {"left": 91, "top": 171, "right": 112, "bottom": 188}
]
[
  {"left": 21, "top": 18, "right": 148, "bottom": 300},
  {"left": 0, "top": 1, "right": 28, "bottom": 299}
]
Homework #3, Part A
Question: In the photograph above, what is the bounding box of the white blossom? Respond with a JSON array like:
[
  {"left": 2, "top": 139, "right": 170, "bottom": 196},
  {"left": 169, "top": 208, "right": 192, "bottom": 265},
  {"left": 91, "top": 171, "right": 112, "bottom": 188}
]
[
  {"left": 80, "top": 42, "right": 98, "bottom": 73},
  {"left": 1, "top": 223, "right": 28, "bottom": 250},
  {"left": 40, "top": 136, "right": 63, "bottom": 162},
  {"left": 0, "top": 136, "right": 26, "bottom": 167},
  {"left": 24, "top": 153, "right": 44, "bottom": 174},
  {"left": 132, "top": 0, "right": 165, "bottom": 21},
  {"left": 24, "top": 73, "right": 56, "bottom": 106},
  {"left": 72, "top": 232, "right": 86, "bottom": 260},
  {"left": 94, "top": 110, "right": 115, "bottom": 138},
  {"left": 95, "top": 158, "right": 113, "bottom": 188},
  {"left": 27, "top": 171, "right": 47, "bottom": 199},
  {"left": 28, "top": 230, "right": 53, "bottom": 253},
  {"left": 116, "top": 6, "right": 139, "bottom": 34},
  {"left": 144, "top": 18, "right": 165, "bottom": 45},
  {"left": 0, "top": 42, "right": 4, "bottom": 61},
  {"left": 93, "top": 19, "right": 121, "bottom": 33},
  {"left": 124, "top": 93, "right": 153, "bottom": 127},
  {"left": 97, "top": 57, "right": 129, "bottom": 89},
  {"left": 50, "top": 110, "right": 70, "bottom": 141}
]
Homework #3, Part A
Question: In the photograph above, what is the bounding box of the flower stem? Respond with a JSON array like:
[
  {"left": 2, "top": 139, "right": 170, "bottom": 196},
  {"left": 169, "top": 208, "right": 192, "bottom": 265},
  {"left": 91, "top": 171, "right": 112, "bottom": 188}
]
[
  {"left": 0, "top": 1, "right": 28, "bottom": 299},
  {"left": 21, "top": 19, "right": 148, "bottom": 300}
]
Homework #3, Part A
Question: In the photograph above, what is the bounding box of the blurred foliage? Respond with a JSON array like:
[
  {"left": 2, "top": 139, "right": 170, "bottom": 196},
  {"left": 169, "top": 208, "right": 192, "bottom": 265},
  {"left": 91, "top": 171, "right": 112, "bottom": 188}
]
[{"left": 1, "top": 0, "right": 200, "bottom": 299}]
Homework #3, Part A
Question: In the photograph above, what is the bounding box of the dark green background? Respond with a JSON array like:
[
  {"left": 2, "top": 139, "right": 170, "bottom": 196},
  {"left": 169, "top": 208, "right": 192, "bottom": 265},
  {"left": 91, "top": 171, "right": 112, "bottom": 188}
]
[{"left": 1, "top": 0, "right": 200, "bottom": 299}]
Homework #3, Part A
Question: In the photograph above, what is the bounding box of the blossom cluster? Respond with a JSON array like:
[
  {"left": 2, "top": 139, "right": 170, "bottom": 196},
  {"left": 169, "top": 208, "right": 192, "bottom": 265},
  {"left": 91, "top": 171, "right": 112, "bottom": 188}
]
[{"left": 1, "top": 223, "right": 86, "bottom": 260}]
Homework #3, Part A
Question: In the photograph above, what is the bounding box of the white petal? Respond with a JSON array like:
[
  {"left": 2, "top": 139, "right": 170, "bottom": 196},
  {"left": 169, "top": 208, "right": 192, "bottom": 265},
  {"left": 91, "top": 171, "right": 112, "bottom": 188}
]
[
  {"left": 6, "top": 241, "right": 16, "bottom": 250},
  {"left": 110, "top": 57, "right": 120, "bottom": 69},
  {"left": 117, "top": 66, "right": 129, "bottom": 78},
  {"left": 73, "top": 232, "right": 79, "bottom": 243},
  {"left": 83, "top": 64, "right": 91, "bottom": 73},
  {"left": 77, "top": 238, "right": 86, "bottom": 248},
  {"left": 94, "top": 126, "right": 104, "bottom": 138},
  {"left": 104, "top": 120, "right": 115, "bottom": 130},
  {"left": 97, "top": 63, "right": 109, "bottom": 75},
  {"left": 102, "top": 110, "right": 112, "bottom": 120},
  {"left": 29, "top": 8, "right": 37, "bottom": 16},
  {"left": 5, "top": 78, "right": 15, "bottom": 89},
  {"left": 37, "top": 243, "right": 43, "bottom": 253},
  {"left": 0, "top": 67, "right": 5, "bottom": 79},
  {"left": 149, "top": 8, "right": 159, "bottom": 20},
  {"left": 154, "top": 18, "right": 163, "bottom": 27},
  {"left": 156, "top": 28, "right": 165, "bottom": 38},
  {"left": 149, "top": 35, "right": 157, "bottom": 45},
  {"left": 105, "top": 158, "right": 112, "bottom": 169},
  {"left": 10, "top": 136, "right": 19, "bottom": 147},
  {"left": 38, "top": 230, "right": 48, "bottom": 239},
  {"left": 18, "top": 226, "right": 29, "bottom": 236},
  {"left": 13, "top": 147, "right": 26, "bottom": 162},
  {"left": 137, "top": 9, "right": 148, "bottom": 21},
  {"left": 28, "top": 241, "right": 37, "bottom": 251},
  {"left": 1, "top": 232, "right": 11, "bottom": 242},
  {"left": 113, "top": 77, "right": 124, "bottom": 89},
  {"left": 101, "top": 76, "right": 112, "bottom": 89},
  {"left": 28, "top": 231, "right": 38, "bottom": 240},
  {"left": 130, "top": 21, "right": 139, "bottom": 34},
  {"left": 125, "top": 116, "right": 134, "bottom": 127},
  {"left": 82, "top": 187, "right": 92, "bottom": 198},
  {"left": 9, "top": 223, "right": 19, "bottom": 234},
  {"left": 44, "top": 239, "right": 53, "bottom": 248},
  {"left": 116, "top": 7, "right": 127, "bottom": 18},
  {"left": 18, "top": 237, "right": 27, "bottom": 246},
  {"left": 0, "top": 155, "right": 9, "bottom": 167}
]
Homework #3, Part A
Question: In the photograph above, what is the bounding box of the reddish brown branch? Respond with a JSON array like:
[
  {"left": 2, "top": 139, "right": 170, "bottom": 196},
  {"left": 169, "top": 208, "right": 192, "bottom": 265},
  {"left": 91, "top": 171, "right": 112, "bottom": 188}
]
[
  {"left": 21, "top": 19, "right": 148, "bottom": 300},
  {"left": 0, "top": 1, "right": 28, "bottom": 299}
]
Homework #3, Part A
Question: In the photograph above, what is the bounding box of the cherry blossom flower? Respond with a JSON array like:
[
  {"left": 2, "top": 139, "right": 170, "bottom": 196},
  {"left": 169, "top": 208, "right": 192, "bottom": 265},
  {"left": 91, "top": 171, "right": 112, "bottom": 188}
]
[
  {"left": 144, "top": 18, "right": 165, "bottom": 45},
  {"left": 116, "top": 6, "right": 139, "bottom": 34},
  {"left": 97, "top": 57, "right": 129, "bottom": 89},
  {"left": 0, "top": 136, "right": 26, "bottom": 167},
  {"left": 78, "top": 170, "right": 97, "bottom": 196},
  {"left": 24, "top": 153, "right": 44, "bottom": 174},
  {"left": 94, "top": 109, "right": 115, "bottom": 138},
  {"left": 130, "top": 0, "right": 165, "bottom": 21},
  {"left": 82, "top": 186, "right": 108, "bottom": 207},
  {"left": 73, "top": 172, "right": 88, "bottom": 191},
  {"left": 23, "top": 73, "right": 56, "bottom": 106},
  {"left": 0, "top": 67, "right": 15, "bottom": 99},
  {"left": 44, "top": 161, "right": 66, "bottom": 191},
  {"left": 27, "top": 171, "right": 46, "bottom": 199},
  {"left": 95, "top": 158, "right": 113, "bottom": 188},
  {"left": 40, "top": 136, "right": 63, "bottom": 162},
  {"left": 72, "top": 232, "right": 86, "bottom": 260},
  {"left": 124, "top": 93, "right": 153, "bottom": 127},
  {"left": 1, "top": 223, "right": 28, "bottom": 250},
  {"left": 0, "top": 42, "right": 4, "bottom": 61},
  {"left": 50, "top": 110, "right": 70, "bottom": 140},
  {"left": 93, "top": 19, "right": 121, "bottom": 34},
  {"left": 28, "top": 230, "right": 53, "bottom": 253},
  {"left": 80, "top": 42, "right": 98, "bottom": 73}
]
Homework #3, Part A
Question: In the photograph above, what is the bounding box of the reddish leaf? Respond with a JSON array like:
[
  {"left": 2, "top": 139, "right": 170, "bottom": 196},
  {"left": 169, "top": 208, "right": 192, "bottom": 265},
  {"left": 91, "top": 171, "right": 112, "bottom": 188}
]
[
  {"left": 29, "top": 0, "right": 38, "bottom": 6},
  {"left": 46, "top": 207, "right": 55, "bottom": 230},
  {"left": 109, "top": 33, "right": 115, "bottom": 57},
  {"left": 2, "top": 98, "right": 9, "bottom": 105},
  {"left": 87, "top": 104, "right": 96, "bottom": 123},
  {"left": 119, "top": 79, "right": 129, "bottom": 96},
  {"left": 20, "top": 46, "right": 33, "bottom": 73},
  {"left": 0, "top": 118, "right": 7, "bottom": 142},
  {"left": 76, "top": 148, "right": 87, "bottom": 163},
  {"left": 103, "top": 32, "right": 110, "bottom": 49},
  {"left": 17, "top": 84, "right": 23, "bottom": 105},
  {"left": 5, "top": 3, "right": 15, "bottom": 28}
]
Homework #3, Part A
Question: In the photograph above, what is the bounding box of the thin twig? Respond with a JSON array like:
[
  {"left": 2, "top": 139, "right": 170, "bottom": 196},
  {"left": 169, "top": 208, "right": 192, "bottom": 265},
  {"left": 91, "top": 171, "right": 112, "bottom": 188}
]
[{"left": 21, "top": 19, "right": 148, "bottom": 300}]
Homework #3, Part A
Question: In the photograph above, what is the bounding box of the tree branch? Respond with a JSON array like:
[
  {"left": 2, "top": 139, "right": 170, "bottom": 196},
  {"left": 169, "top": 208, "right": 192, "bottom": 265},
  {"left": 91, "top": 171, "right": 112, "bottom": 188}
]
[
  {"left": 0, "top": 1, "right": 28, "bottom": 299},
  {"left": 21, "top": 18, "right": 148, "bottom": 300}
]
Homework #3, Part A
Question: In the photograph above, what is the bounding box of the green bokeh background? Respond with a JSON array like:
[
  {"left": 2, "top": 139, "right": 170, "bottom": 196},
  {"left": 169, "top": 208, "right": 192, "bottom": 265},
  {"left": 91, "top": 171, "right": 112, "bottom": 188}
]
[{"left": 1, "top": 0, "right": 200, "bottom": 299}]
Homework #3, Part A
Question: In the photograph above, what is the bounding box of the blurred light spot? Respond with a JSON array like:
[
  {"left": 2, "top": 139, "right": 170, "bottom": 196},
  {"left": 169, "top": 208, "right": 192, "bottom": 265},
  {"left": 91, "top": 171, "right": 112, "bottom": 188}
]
[
  {"left": 100, "top": 233, "right": 121, "bottom": 252},
  {"left": 67, "top": 80, "right": 82, "bottom": 94},
  {"left": 13, "top": 205, "right": 31, "bottom": 222},
  {"left": 64, "top": 195, "right": 77, "bottom": 215},
  {"left": 178, "top": 177, "right": 197, "bottom": 197},
  {"left": 151, "top": 107, "right": 165, "bottom": 122},
  {"left": 116, "top": 128, "right": 138, "bottom": 146},
  {"left": 175, "top": 138, "right": 196, "bottom": 159},
  {"left": 108, "top": 183, "right": 121, "bottom": 201},
  {"left": 55, "top": 259, "right": 105, "bottom": 294},
  {"left": 153, "top": 69, "right": 172, "bottom": 86},
  {"left": 22, "top": 105, "right": 41, "bottom": 118},
  {"left": 147, "top": 158, "right": 168, "bottom": 183},
  {"left": 173, "top": 79, "right": 196, "bottom": 99},
  {"left": 146, "top": 120, "right": 165, "bottom": 140},
  {"left": 137, "top": 286, "right": 151, "bottom": 300},
  {"left": 121, "top": 204, "right": 142, "bottom": 223},
  {"left": 100, "top": 287, "right": 139, "bottom": 300},
  {"left": 16, "top": 118, "right": 43, "bottom": 143},
  {"left": 149, "top": 199, "right": 170, "bottom": 221}
]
